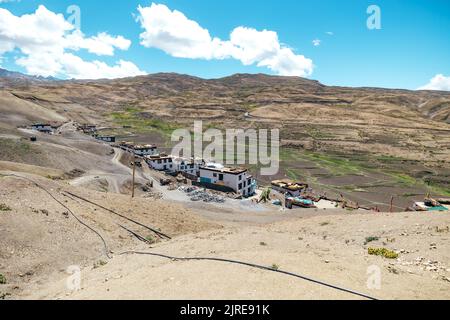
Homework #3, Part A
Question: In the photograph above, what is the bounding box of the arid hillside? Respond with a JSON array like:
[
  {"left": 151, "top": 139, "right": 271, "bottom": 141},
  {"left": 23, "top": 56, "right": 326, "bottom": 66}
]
[
  {"left": 1, "top": 71, "right": 450, "bottom": 300},
  {"left": 1, "top": 71, "right": 449, "bottom": 209}
]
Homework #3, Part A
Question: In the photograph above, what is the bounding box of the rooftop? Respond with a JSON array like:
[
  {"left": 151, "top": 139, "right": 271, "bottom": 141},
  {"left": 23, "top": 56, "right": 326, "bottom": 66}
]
[
  {"left": 146, "top": 155, "right": 173, "bottom": 161},
  {"left": 201, "top": 165, "right": 248, "bottom": 175}
]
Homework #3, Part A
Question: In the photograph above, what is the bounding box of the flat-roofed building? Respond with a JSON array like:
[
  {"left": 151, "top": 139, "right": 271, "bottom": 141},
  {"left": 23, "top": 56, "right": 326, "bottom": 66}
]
[
  {"left": 95, "top": 136, "right": 116, "bottom": 143},
  {"left": 145, "top": 155, "right": 174, "bottom": 171},
  {"left": 132, "top": 145, "right": 158, "bottom": 157},
  {"left": 199, "top": 163, "right": 257, "bottom": 197},
  {"left": 31, "top": 123, "right": 52, "bottom": 133},
  {"left": 173, "top": 157, "right": 203, "bottom": 176}
]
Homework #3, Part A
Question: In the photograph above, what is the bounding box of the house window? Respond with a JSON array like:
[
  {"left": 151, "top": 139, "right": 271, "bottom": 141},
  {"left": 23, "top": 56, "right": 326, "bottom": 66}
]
[
  {"left": 239, "top": 175, "right": 242, "bottom": 181},
  {"left": 219, "top": 174, "right": 224, "bottom": 181},
  {"left": 213, "top": 173, "right": 217, "bottom": 178},
  {"left": 238, "top": 183, "right": 242, "bottom": 190}
]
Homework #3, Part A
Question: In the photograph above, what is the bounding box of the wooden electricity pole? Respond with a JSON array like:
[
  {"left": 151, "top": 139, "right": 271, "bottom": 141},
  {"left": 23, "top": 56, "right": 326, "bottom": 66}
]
[{"left": 131, "top": 153, "right": 136, "bottom": 199}]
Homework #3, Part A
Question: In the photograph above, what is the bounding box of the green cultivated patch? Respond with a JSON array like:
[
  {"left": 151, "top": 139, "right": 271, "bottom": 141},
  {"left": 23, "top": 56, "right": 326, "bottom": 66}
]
[
  {"left": 111, "top": 106, "right": 182, "bottom": 138},
  {"left": 280, "top": 148, "right": 366, "bottom": 176}
]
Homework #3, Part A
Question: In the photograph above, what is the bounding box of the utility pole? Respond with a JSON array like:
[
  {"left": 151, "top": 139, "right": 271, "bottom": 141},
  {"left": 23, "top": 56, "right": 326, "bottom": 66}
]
[{"left": 131, "top": 153, "right": 136, "bottom": 199}]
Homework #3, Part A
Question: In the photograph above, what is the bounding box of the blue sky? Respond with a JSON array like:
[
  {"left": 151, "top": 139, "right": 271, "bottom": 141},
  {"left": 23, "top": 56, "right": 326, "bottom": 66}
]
[{"left": 0, "top": 0, "right": 449, "bottom": 90}]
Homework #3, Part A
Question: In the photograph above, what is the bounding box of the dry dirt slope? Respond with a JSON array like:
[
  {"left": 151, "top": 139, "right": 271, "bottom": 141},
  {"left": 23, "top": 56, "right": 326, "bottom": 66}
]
[
  {"left": 0, "top": 172, "right": 217, "bottom": 300},
  {"left": 22, "top": 211, "right": 450, "bottom": 300}
]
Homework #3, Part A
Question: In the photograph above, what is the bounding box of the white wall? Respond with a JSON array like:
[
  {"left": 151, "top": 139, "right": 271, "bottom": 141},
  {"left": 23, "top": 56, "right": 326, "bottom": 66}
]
[
  {"left": 32, "top": 125, "right": 52, "bottom": 131},
  {"left": 147, "top": 158, "right": 173, "bottom": 171},
  {"left": 134, "top": 148, "right": 158, "bottom": 156},
  {"left": 173, "top": 159, "right": 200, "bottom": 176},
  {"left": 199, "top": 169, "right": 256, "bottom": 196}
]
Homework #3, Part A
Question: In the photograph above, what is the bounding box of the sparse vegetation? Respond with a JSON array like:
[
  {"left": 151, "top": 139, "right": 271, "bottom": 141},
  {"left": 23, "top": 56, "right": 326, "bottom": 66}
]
[
  {"left": 93, "top": 260, "right": 108, "bottom": 269},
  {"left": 364, "top": 236, "right": 380, "bottom": 245},
  {"left": 271, "top": 264, "right": 280, "bottom": 271},
  {"left": 145, "top": 235, "right": 156, "bottom": 244},
  {"left": 368, "top": 248, "right": 399, "bottom": 259},
  {"left": 0, "top": 292, "right": 11, "bottom": 300},
  {"left": 259, "top": 242, "right": 267, "bottom": 246},
  {"left": 111, "top": 106, "right": 181, "bottom": 138},
  {"left": 0, "top": 204, "right": 11, "bottom": 212},
  {"left": 0, "top": 274, "right": 6, "bottom": 284},
  {"left": 0, "top": 138, "right": 39, "bottom": 161}
]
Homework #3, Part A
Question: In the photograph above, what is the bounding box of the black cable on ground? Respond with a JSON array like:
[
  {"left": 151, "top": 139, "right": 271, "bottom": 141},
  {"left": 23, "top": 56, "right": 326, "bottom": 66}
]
[
  {"left": 117, "top": 224, "right": 154, "bottom": 245},
  {"left": 120, "top": 251, "right": 379, "bottom": 301},
  {"left": 2, "top": 174, "right": 111, "bottom": 259},
  {"left": 62, "top": 191, "right": 171, "bottom": 240},
  {"left": 2, "top": 173, "right": 378, "bottom": 300}
]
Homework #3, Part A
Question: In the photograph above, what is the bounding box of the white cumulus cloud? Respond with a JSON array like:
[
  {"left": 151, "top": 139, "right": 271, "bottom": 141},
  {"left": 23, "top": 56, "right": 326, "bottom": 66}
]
[
  {"left": 312, "top": 39, "right": 321, "bottom": 47},
  {"left": 0, "top": 5, "right": 145, "bottom": 79},
  {"left": 418, "top": 74, "right": 450, "bottom": 91},
  {"left": 136, "top": 3, "right": 313, "bottom": 77}
]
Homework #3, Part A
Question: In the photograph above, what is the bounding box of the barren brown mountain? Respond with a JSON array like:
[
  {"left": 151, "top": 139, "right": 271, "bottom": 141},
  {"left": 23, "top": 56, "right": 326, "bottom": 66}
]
[
  {"left": 1, "top": 71, "right": 449, "bottom": 209},
  {"left": 1, "top": 70, "right": 450, "bottom": 300}
]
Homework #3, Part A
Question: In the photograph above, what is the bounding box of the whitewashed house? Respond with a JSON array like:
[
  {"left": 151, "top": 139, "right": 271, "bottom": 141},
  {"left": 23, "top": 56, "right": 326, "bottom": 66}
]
[
  {"left": 132, "top": 145, "right": 158, "bottom": 157},
  {"left": 173, "top": 157, "right": 203, "bottom": 176},
  {"left": 118, "top": 142, "right": 158, "bottom": 157},
  {"left": 145, "top": 155, "right": 174, "bottom": 171},
  {"left": 95, "top": 136, "right": 116, "bottom": 143},
  {"left": 31, "top": 123, "right": 52, "bottom": 133},
  {"left": 199, "top": 163, "right": 257, "bottom": 197}
]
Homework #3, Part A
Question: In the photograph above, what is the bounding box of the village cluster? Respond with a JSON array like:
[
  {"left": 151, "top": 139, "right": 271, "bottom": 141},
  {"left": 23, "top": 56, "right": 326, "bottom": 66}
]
[
  {"left": 76, "top": 123, "right": 259, "bottom": 199},
  {"left": 27, "top": 122, "right": 450, "bottom": 211}
]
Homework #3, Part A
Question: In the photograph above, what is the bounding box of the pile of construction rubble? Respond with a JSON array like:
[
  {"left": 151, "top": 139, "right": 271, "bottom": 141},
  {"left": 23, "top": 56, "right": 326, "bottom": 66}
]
[{"left": 179, "top": 186, "right": 226, "bottom": 203}]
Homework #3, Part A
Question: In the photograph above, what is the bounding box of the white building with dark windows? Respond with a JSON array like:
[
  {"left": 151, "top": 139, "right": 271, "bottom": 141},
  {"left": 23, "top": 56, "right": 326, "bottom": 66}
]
[
  {"left": 95, "top": 136, "right": 116, "bottom": 143},
  {"left": 145, "top": 155, "right": 174, "bottom": 171},
  {"left": 173, "top": 157, "right": 203, "bottom": 176},
  {"left": 31, "top": 123, "right": 52, "bottom": 133},
  {"left": 118, "top": 142, "right": 158, "bottom": 157},
  {"left": 132, "top": 145, "right": 158, "bottom": 157},
  {"left": 199, "top": 163, "right": 257, "bottom": 197}
]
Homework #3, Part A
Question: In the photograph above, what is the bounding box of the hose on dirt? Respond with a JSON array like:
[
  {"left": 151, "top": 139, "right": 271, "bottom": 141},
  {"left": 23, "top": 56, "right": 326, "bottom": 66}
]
[
  {"left": 2, "top": 174, "right": 112, "bottom": 259},
  {"left": 117, "top": 224, "right": 154, "bottom": 245},
  {"left": 120, "top": 250, "right": 379, "bottom": 301},
  {"left": 2, "top": 174, "right": 378, "bottom": 300},
  {"left": 62, "top": 191, "right": 171, "bottom": 240}
]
